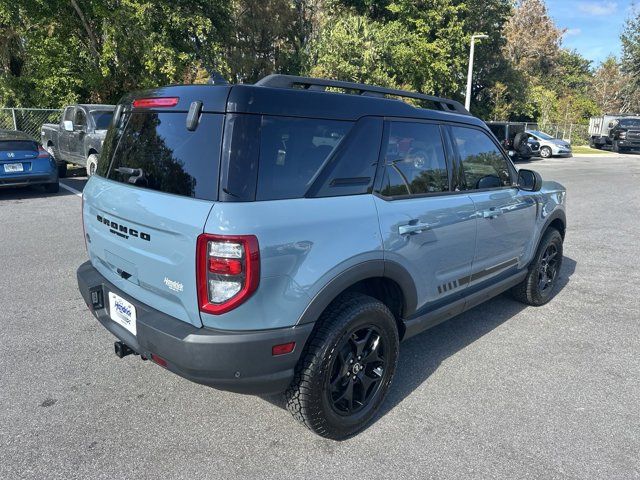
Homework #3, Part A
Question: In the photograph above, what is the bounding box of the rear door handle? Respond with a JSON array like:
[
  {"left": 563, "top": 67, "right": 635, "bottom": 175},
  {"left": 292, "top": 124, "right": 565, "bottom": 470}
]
[
  {"left": 398, "top": 222, "right": 432, "bottom": 235},
  {"left": 482, "top": 208, "right": 504, "bottom": 219}
]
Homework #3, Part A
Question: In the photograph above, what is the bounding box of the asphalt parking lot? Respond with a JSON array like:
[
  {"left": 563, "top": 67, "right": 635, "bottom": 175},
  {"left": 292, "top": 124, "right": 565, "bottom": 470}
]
[{"left": 1, "top": 154, "right": 639, "bottom": 479}]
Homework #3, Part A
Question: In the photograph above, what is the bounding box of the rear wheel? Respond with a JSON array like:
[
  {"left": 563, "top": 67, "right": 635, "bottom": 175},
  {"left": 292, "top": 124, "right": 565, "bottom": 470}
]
[
  {"left": 540, "top": 146, "right": 552, "bottom": 158},
  {"left": 286, "top": 293, "right": 399, "bottom": 439},
  {"left": 86, "top": 154, "right": 98, "bottom": 176},
  {"left": 43, "top": 182, "right": 59, "bottom": 194},
  {"left": 511, "top": 228, "right": 563, "bottom": 306},
  {"left": 47, "top": 145, "right": 67, "bottom": 178}
]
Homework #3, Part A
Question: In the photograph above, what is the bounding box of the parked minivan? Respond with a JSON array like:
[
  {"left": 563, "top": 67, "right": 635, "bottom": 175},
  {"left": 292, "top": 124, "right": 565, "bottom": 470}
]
[{"left": 77, "top": 75, "right": 566, "bottom": 439}]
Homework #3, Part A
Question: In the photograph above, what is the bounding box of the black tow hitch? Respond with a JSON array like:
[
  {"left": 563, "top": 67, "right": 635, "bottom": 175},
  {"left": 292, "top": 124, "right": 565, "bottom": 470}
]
[{"left": 114, "top": 341, "right": 134, "bottom": 358}]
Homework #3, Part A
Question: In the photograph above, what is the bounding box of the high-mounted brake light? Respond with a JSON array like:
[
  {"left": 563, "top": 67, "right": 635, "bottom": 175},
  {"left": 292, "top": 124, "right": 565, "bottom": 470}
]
[
  {"left": 132, "top": 97, "right": 179, "bottom": 108},
  {"left": 197, "top": 234, "right": 260, "bottom": 315}
]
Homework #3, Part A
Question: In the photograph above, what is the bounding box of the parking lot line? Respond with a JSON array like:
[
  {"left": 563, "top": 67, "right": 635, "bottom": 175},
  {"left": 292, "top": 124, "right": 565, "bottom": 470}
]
[{"left": 59, "top": 182, "right": 83, "bottom": 197}]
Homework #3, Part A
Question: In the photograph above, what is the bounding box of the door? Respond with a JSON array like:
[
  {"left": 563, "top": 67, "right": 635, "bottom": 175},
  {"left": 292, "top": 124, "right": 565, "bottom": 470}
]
[
  {"left": 70, "top": 107, "right": 87, "bottom": 162},
  {"left": 449, "top": 125, "right": 537, "bottom": 288},
  {"left": 59, "top": 106, "right": 75, "bottom": 159},
  {"left": 374, "top": 121, "right": 477, "bottom": 314}
]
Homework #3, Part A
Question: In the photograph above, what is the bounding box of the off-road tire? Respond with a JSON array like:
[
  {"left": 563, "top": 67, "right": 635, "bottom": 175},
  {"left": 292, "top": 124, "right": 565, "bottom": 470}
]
[
  {"left": 540, "top": 146, "right": 552, "bottom": 158},
  {"left": 86, "top": 154, "right": 99, "bottom": 176},
  {"left": 511, "top": 228, "right": 563, "bottom": 306},
  {"left": 285, "top": 293, "right": 399, "bottom": 440}
]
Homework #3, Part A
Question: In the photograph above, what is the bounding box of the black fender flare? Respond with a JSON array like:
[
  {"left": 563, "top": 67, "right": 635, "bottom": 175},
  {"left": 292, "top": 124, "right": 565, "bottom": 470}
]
[
  {"left": 533, "top": 209, "right": 566, "bottom": 258},
  {"left": 296, "top": 260, "right": 418, "bottom": 326}
]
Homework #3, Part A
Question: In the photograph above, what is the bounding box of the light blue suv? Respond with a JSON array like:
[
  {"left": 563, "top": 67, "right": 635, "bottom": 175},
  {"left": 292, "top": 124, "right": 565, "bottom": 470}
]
[{"left": 77, "top": 75, "right": 567, "bottom": 439}]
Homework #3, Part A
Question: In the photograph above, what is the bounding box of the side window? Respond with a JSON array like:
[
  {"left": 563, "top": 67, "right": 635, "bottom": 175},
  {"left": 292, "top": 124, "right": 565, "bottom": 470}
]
[
  {"left": 256, "top": 116, "right": 352, "bottom": 201},
  {"left": 74, "top": 109, "right": 86, "bottom": 128},
  {"left": 63, "top": 107, "right": 75, "bottom": 122},
  {"left": 379, "top": 122, "right": 449, "bottom": 197},
  {"left": 450, "top": 126, "right": 513, "bottom": 190},
  {"left": 309, "top": 117, "right": 382, "bottom": 198}
]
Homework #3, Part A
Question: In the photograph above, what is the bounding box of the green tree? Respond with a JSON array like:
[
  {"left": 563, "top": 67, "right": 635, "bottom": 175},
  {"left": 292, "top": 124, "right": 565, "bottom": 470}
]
[
  {"left": 621, "top": 7, "right": 640, "bottom": 112},
  {"left": 0, "top": 0, "right": 232, "bottom": 107}
]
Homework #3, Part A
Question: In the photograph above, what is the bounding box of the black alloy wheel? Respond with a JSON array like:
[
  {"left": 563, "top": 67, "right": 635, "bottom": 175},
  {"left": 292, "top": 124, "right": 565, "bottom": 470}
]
[
  {"left": 537, "top": 243, "right": 559, "bottom": 294},
  {"left": 328, "top": 325, "right": 387, "bottom": 416}
]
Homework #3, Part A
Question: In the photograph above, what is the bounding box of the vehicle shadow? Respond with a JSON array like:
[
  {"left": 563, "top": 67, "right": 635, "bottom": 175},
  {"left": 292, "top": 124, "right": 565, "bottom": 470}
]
[
  {"left": 0, "top": 185, "right": 75, "bottom": 200},
  {"left": 260, "top": 256, "right": 577, "bottom": 438}
]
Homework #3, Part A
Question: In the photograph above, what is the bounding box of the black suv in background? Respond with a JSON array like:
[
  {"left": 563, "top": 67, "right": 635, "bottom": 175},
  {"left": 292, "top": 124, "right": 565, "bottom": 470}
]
[{"left": 486, "top": 122, "right": 540, "bottom": 160}]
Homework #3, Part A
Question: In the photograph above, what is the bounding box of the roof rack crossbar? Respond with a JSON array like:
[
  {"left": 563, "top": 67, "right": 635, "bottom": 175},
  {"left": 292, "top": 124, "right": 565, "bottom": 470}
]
[{"left": 255, "top": 74, "right": 470, "bottom": 116}]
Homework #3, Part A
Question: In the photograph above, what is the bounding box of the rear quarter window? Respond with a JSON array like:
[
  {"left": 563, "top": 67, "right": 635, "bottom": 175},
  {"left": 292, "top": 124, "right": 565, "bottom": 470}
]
[{"left": 256, "top": 116, "right": 352, "bottom": 200}]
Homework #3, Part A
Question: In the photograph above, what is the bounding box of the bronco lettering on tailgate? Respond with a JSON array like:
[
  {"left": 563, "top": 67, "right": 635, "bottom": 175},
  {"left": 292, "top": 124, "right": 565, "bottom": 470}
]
[{"left": 96, "top": 215, "right": 151, "bottom": 241}]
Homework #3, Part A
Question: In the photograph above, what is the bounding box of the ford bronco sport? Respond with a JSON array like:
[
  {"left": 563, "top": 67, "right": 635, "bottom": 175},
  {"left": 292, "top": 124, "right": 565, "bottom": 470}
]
[{"left": 77, "top": 75, "right": 566, "bottom": 439}]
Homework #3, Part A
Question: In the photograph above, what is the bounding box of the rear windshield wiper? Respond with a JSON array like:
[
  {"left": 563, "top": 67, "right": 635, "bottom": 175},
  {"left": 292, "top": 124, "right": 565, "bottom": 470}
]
[{"left": 114, "top": 166, "right": 147, "bottom": 185}]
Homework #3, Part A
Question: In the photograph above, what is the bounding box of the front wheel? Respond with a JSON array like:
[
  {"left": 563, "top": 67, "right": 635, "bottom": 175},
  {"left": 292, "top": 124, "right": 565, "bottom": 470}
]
[
  {"left": 286, "top": 293, "right": 399, "bottom": 439},
  {"left": 540, "top": 146, "right": 552, "bottom": 158},
  {"left": 511, "top": 228, "right": 563, "bottom": 306},
  {"left": 86, "top": 154, "right": 98, "bottom": 176}
]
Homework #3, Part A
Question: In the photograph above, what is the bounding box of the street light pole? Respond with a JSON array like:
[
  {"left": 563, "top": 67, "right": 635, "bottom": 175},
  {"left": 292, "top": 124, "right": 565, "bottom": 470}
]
[{"left": 465, "top": 34, "right": 488, "bottom": 112}]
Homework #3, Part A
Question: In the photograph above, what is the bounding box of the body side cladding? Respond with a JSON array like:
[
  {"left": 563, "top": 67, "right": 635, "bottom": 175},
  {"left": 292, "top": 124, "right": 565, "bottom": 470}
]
[{"left": 402, "top": 270, "right": 527, "bottom": 340}]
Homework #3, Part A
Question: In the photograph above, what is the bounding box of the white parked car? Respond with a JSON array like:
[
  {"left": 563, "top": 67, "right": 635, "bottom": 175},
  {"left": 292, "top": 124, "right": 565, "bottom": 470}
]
[{"left": 526, "top": 130, "right": 572, "bottom": 158}]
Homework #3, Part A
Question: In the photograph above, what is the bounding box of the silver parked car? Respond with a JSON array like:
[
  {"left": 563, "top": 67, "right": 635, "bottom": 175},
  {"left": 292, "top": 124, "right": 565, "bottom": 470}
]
[{"left": 526, "top": 130, "right": 572, "bottom": 158}]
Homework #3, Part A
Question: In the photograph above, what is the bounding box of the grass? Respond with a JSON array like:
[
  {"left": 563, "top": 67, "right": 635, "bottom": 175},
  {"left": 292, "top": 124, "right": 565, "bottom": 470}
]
[{"left": 571, "top": 145, "right": 611, "bottom": 155}]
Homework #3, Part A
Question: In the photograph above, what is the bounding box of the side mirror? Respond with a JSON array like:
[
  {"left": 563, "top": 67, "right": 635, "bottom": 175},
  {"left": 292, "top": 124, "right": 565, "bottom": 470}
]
[
  {"left": 63, "top": 120, "right": 74, "bottom": 132},
  {"left": 517, "top": 169, "right": 542, "bottom": 192},
  {"left": 608, "top": 121, "right": 615, "bottom": 128}
]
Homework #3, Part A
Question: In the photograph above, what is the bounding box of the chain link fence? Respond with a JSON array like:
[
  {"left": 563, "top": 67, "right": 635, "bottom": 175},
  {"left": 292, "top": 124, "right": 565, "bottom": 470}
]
[{"left": 0, "top": 108, "right": 63, "bottom": 141}]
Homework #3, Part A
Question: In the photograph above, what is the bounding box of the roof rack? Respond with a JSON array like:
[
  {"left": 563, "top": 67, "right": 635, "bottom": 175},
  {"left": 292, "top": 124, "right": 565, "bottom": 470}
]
[{"left": 255, "top": 74, "right": 470, "bottom": 116}]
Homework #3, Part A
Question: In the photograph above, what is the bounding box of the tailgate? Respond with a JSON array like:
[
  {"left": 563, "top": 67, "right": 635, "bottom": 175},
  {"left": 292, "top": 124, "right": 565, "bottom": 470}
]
[
  {"left": 84, "top": 177, "right": 214, "bottom": 327},
  {"left": 83, "top": 103, "right": 225, "bottom": 327}
]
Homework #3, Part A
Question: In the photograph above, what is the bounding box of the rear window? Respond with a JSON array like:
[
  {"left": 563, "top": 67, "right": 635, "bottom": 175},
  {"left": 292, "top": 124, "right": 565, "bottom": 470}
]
[
  {"left": 92, "top": 111, "right": 113, "bottom": 130},
  {"left": 488, "top": 124, "right": 506, "bottom": 140},
  {"left": 0, "top": 140, "right": 37, "bottom": 151},
  {"left": 98, "top": 111, "right": 222, "bottom": 200}
]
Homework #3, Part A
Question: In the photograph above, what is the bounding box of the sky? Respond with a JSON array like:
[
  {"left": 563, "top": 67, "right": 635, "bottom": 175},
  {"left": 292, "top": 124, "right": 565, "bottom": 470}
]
[{"left": 546, "top": 0, "right": 636, "bottom": 65}]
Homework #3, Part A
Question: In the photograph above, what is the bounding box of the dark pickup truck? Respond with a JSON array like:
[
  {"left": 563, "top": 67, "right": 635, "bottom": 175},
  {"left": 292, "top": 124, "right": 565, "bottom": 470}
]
[{"left": 41, "top": 104, "right": 114, "bottom": 177}]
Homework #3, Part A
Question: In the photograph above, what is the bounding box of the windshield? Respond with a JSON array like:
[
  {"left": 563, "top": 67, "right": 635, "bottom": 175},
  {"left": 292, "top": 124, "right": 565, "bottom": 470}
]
[
  {"left": 91, "top": 111, "right": 114, "bottom": 130},
  {"left": 528, "top": 130, "right": 554, "bottom": 140},
  {"left": 619, "top": 119, "right": 640, "bottom": 128}
]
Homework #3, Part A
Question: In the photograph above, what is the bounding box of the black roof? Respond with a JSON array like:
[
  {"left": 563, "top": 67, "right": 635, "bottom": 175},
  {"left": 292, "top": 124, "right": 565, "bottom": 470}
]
[
  {"left": 0, "top": 129, "right": 34, "bottom": 141},
  {"left": 121, "top": 75, "right": 486, "bottom": 128}
]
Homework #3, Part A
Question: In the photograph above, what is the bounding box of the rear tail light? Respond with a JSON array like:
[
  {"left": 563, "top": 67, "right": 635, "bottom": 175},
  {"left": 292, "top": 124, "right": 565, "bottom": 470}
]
[
  {"left": 37, "top": 145, "right": 50, "bottom": 158},
  {"left": 133, "top": 97, "right": 179, "bottom": 108},
  {"left": 197, "top": 234, "right": 259, "bottom": 315}
]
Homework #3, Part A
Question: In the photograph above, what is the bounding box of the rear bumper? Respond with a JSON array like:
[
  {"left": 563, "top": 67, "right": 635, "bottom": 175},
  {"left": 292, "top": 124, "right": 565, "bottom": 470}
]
[
  {"left": 0, "top": 171, "right": 57, "bottom": 187},
  {"left": 77, "top": 261, "right": 313, "bottom": 394}
]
